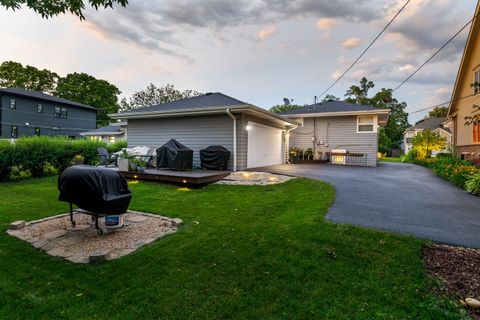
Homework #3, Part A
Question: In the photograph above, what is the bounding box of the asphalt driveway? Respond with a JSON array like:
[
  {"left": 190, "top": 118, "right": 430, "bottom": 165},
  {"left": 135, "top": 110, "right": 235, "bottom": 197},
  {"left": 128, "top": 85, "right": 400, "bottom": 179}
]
[{"left": 262, "top": 162, "right": 480, "bottom": 248}]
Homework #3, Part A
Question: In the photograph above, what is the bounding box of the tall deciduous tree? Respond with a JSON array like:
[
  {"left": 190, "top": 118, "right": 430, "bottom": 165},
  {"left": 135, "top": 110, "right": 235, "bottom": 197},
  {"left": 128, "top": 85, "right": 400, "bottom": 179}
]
[
  {"left": 1, "top": 0, "right": 128, "bottom": 20},
  {"left": 55, "top": 73, "right": 121, "bottom": 126},
  {"left": 119, "top": 83, "right": 202, "bottom": 112},
  {"left": 427, "top": 106, "right": 448, "bottom": 118},
  {"left": 345, "top": 77, "right": 410, "bottom": 148},
  {"left": 411, "top": 130, "right": 446, "bottom": 159},
  {"left": 0, "top": 61, "right": 58, "bottom": 93}
]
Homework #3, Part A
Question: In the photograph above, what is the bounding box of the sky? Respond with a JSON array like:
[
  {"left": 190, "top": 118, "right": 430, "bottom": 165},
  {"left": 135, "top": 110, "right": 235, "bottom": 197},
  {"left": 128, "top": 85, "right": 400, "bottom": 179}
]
[{"left": 0, "top": 0, "right": 477, "bottom": 123}]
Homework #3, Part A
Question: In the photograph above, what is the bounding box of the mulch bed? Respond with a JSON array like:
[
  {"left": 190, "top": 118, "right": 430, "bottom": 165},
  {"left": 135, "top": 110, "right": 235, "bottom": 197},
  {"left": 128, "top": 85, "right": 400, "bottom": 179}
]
[{"left": 423, "top": 244, "right": 480, "bottom": 319}]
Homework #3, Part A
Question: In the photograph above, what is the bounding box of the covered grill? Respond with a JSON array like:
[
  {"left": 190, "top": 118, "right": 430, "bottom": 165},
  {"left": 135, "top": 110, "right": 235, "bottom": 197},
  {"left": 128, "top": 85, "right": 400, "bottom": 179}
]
[
  {"left": 200, "top": 145, "right": 230, "bottom": 170},
  {"left": 58, "top": 165, "right": 132, "bottom": 234},
  {"left": 156, "top": 139, "right": 193, "bottom": 171}
]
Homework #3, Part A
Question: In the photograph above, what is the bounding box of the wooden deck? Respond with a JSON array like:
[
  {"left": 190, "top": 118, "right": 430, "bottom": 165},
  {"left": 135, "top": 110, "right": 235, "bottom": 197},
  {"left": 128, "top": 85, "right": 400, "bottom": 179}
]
[{"left": 110, "top": 168, "right": 230, "bottom": 185}]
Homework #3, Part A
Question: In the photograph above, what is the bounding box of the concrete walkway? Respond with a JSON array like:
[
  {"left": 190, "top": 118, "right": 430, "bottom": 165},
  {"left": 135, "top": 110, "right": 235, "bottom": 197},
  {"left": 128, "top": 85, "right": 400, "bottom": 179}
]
[{"left": 262, "top": 162, "right": 480, "bottom": 248}]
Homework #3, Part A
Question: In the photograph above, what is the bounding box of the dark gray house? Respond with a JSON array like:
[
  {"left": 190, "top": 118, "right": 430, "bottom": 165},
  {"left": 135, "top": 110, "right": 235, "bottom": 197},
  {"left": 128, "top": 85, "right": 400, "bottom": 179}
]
[{"left": 0, "top": 87, "right": 97, "bottom": 138}]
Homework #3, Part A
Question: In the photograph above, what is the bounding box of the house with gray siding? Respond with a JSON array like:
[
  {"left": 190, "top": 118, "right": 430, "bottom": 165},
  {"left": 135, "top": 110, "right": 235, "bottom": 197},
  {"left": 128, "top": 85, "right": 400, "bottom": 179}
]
[
  {"left": 281, "top": 101, "right": 390, "bottom": 166},
  {"left": 0, "top": 87, "right": 97, "bottom": 138},
  {"left": 111, "top": 92, "right": 297, "bottom": 171}
]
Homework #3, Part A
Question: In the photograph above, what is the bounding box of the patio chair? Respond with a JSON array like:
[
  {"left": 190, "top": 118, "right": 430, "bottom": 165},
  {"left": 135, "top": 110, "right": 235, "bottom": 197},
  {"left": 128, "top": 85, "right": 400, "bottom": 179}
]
[
  {"left": 97, "top": 147, "right": 117, "bottom": 167},
  {"left": 140, "top": 147, "right": 155, "bottom": 168}
]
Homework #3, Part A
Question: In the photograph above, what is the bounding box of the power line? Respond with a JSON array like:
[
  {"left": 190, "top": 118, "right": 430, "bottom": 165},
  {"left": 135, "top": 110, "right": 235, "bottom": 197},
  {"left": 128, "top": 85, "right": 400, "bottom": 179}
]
[
  {"left": 317, "top": 0, "right": 411, "bottom": 100},
  {"left": 393, "top": 12, "right": 479, "bottom": 93},
  {"left": 407, "top": 93, "right": 475, "bottom": 115}
]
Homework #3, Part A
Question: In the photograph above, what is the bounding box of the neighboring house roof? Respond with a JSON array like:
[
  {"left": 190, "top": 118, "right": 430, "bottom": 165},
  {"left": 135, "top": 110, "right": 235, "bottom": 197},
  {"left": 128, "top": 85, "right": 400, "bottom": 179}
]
[
  {"left": 279, "top": 100, "right": 390, "bottom": 126},
  {"left": 0, "top": 87, "right": 98, "bottom": 111},
  {"left": 81, "top": 125, "right": 124, "bottom": 136},
  {"left": 448, "top": 1, "right": 480, "bottom": 116},
  {"left": 405, "top": 117, "right": 449, "bottom": 132},
  {"left": 111, "top": 92, "right": 297, "bottom": 127},
  {"left": 281, "top": 101, "right": 381, "bottom": 115}
]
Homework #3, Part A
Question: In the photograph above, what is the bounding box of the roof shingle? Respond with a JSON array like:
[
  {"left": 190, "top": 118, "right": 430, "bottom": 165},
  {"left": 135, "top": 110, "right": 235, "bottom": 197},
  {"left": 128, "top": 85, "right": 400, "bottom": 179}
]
[{"left": 280, "top": 100, "right": 380, "bottom": 115}]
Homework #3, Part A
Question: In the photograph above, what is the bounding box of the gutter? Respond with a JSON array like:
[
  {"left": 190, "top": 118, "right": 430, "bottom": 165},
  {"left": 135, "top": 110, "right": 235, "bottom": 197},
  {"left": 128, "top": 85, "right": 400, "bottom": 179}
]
[
  {"left": 226, "top": 108, "right": 237, "bottom": 171},
  {"left": 283, "top": 109, "right": 390, "bottom": 118}
]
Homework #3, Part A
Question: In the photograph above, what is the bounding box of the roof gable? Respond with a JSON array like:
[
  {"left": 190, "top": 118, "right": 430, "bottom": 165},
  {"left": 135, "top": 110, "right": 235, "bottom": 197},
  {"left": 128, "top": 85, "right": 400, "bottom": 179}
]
[
  {"left": 448, "top": 1, "right": 480, "bottom": 116},
  {"left": 406, "top": 117, "right": 447, "bottom": 131},
  {"left": 0, "top": 87, "right": 97, "bottom": 111}
]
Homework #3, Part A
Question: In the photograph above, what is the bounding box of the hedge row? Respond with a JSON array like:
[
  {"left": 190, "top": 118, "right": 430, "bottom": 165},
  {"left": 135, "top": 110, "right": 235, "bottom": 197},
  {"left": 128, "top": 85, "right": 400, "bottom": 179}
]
[
  {"left": 404, "top": 152, "right": 480, "bottom": 195},
  {"left": 0, "top": 137, "right": 126, "bottom": 181}
]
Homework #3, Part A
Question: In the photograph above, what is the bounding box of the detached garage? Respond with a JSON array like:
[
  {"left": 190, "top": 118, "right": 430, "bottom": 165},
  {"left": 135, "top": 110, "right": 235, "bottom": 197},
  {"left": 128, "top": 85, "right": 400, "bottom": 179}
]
[{"left": 111, "top": 93, "right": 297, "bottom": 171}]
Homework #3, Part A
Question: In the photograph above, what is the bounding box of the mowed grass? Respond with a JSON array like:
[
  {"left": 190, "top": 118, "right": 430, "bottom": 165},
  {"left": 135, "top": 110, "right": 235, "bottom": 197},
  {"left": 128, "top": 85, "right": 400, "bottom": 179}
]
[
  {"left": 0, "top": 177, "right": 465, "bottom": 319},
  {"left": 379, "top": 157, "right": 404, "bottom": 163}
]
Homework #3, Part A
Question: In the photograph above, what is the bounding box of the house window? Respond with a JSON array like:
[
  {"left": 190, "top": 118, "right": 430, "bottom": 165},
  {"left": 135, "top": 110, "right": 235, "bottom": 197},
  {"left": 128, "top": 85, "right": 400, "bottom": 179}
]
[
  {"left": 474, "top": 69, "right": 480, "bottom": 94},
  {"left": 61, "top": 107, "right": 67, "bottom": 118},
  {"left": 474, "top": 123, "right": 480, "bottom": 143},
  {"left": 54, "top": 107, "right": 61, "bottom": 118},
  {"left": 10, "top": 99, "right": 16, "bottom": 109},
  {"left": 108, "top": 136, "right": 116, "bottom": 144},
  {"left": 37, "top": 104, "right": 43, "bottom": 113},
  {"left": 35, "top": 127, "right": 41, "bottom": 136},
  {"left": 11, "top": 125, "right": 17, "bottom": 138},
  {"left": 357, "top": 115, "right": 376, "bottom": 133}
]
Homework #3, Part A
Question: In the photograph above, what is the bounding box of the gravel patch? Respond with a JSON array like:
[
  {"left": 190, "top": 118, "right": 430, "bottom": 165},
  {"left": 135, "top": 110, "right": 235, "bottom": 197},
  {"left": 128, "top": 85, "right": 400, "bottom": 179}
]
[
  {"left": 216, "top": 171, "right": 294, "bottom": 186},
  {"left": 7, "top": 211, "right": 182, "bottom": 264}
]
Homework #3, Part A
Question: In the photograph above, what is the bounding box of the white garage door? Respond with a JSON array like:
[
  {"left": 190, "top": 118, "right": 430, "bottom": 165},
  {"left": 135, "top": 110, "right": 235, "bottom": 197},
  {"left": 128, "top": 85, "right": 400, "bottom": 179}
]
[{"left": 247, "top": 122, "right": 283, "bottom": 168}]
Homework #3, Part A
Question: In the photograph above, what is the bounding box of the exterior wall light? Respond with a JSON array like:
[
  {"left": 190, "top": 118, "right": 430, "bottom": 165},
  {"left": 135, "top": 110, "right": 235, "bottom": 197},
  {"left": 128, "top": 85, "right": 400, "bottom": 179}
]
[{"left": 245, "top": 124, "right": 252, "bottom": 131}]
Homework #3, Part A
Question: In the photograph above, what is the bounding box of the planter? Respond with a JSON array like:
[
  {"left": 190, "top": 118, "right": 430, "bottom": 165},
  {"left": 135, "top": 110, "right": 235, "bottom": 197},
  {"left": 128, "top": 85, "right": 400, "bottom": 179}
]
[
  {"left": 118, "top": 158, "right": 129, "bottom": 172},
  {"left": 130, "top": 162, "right": 138, "bottom": 171},
  {"left": 137, "top": 166, "right": 145, "bottom": 173}
]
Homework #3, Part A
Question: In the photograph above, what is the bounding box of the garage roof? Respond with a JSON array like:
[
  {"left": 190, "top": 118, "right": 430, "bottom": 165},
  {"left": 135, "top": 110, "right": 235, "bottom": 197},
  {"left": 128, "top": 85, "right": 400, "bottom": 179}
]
[{"left": 111, "top": 92, "right": 297, "bottom": 127}]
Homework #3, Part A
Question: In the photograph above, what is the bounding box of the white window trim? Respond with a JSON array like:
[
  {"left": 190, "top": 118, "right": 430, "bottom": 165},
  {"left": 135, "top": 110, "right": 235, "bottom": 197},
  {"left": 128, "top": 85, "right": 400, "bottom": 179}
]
[{"left": 356, "top": 115, "right": 378, "bottom": 133}]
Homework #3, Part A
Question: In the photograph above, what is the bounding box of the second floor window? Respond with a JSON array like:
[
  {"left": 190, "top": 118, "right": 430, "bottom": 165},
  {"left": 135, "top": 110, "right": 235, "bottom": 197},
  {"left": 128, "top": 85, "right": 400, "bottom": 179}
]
[
  {"left": 10, "top": 99, "right": 16, "bottom": 109},
  {"left": 37, "top": 104, "right": 43, "bottom": 113},
  {"left": 11, "top": 125, "right": 17, "bottom": 138},
  {"left": 357, "top": 115, "right": 376, "bottom": 133},
  {"left": 54, "top": 107, "right": 68, "bottom": 118}
]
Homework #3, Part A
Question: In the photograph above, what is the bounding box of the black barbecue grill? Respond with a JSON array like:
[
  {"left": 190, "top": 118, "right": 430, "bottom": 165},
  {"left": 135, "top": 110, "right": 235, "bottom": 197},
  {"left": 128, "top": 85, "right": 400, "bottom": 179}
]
[{"left": 58, "top": 165, "right": 132, "bottom": 234}]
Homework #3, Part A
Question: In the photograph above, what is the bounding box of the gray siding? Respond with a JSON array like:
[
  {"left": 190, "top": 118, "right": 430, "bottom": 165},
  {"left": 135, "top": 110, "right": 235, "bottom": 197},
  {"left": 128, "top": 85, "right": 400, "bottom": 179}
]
[
  {"left": 290, "top": 116, "right": 378, "bottom": 166},
  {"left": 0, "top": 94, "right": 96, "bottom": 138},
  {"left": 127, "top": 115, "right": 235, "bottom": 169}
]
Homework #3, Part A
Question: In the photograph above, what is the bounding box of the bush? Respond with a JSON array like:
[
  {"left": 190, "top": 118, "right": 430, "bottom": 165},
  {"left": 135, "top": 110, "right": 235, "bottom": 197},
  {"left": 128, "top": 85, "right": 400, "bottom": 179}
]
[
  {"left": 0, "top": 137, "right": 108, "bottom": 179},
  {"left": 107, "top": 139, "right": 127, "bottom": 153},
  {"left": 466, "top": 173, "right": 480, "bottom": 196},
  {"left": 402, "top": 150, "right": 416, "bottom": 163},
  {"left": 0, "top": 140, "right": 13, "bottom": 181}
]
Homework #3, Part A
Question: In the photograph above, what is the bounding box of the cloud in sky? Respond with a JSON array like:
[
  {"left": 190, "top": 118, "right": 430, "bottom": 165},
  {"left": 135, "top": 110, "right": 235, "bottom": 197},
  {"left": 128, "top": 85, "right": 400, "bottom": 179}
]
[
  {"left": 317, "top": 18, "right": 337, "bottom": 30},
  {"left": 341, "top": 37, "right": 362, "bottom": 50},
  {"left": 0, "top": 0, "right": 476, "bottom": 124},
  {"left": 258, "top": 25, "right": 277, "bottom": 41}
]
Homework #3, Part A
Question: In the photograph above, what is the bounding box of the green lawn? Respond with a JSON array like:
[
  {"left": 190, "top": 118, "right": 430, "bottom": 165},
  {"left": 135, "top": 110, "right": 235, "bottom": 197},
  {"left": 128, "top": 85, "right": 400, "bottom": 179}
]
[
  {"left": 0, "top": 177, "right": 465, "bottom": 319},
  {"left": 379, "top": 157, "right": 403, "bottom": 163}
]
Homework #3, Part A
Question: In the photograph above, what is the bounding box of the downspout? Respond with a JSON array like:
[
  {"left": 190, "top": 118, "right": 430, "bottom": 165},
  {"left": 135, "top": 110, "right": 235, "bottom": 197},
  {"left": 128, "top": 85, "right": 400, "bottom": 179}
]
[
  {"left": 286, "top": 124, "right": 299, "bottom": 164},
  {"left": 226, "top": 109, "right": 237, "bottom": 171}
]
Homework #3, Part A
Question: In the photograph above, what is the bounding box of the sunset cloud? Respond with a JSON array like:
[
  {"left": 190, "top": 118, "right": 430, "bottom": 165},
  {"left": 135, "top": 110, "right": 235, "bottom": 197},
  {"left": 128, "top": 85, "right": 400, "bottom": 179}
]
[
  {"left": 317, "top": 18, "right": 337, "bottom": 30},
  {"left": 258, "top": 25, "right": 277, "bottom": 41},
  {"left": 341, "top": 37, "right": 362, "bottom": 50}
]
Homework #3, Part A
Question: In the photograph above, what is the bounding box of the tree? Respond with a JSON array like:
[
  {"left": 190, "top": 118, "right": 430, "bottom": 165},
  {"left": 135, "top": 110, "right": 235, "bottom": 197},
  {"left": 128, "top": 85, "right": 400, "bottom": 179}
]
[
  {"left": 322, "top": 94, "right": 340, "bottom": 102},
  {"left": 411, "top": 130, "right": 446, "bottom": 159},
  {"left": 55, "top": 73, "right": 121, "bottom": 126},
  {"left": 269, "top": 104, "right": 303, "bottom": 114},
  {"left": 427, "top": 106, "right": 448, "bottom": 118},
  {"left": 344, "top": 77, "right": 410, "bottom": 148},
  {"left": 0, "top": 61, "right": 58, "bottom": 93},
  {"left": 119, "top": 83, "right": 202, "bottom": 112},
  {"left": 1, "top": 0, "right": 128, "bottom": 20},
  {"left": 378, "top": 128, "right": 392, "bottom": 154}
]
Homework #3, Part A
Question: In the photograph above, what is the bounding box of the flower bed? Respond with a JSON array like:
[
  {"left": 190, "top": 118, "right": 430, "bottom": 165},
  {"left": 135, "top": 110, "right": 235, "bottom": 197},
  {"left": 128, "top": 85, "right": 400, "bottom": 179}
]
[{"left": 407, "top": 155, "right": 480, "bottom": 195}]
